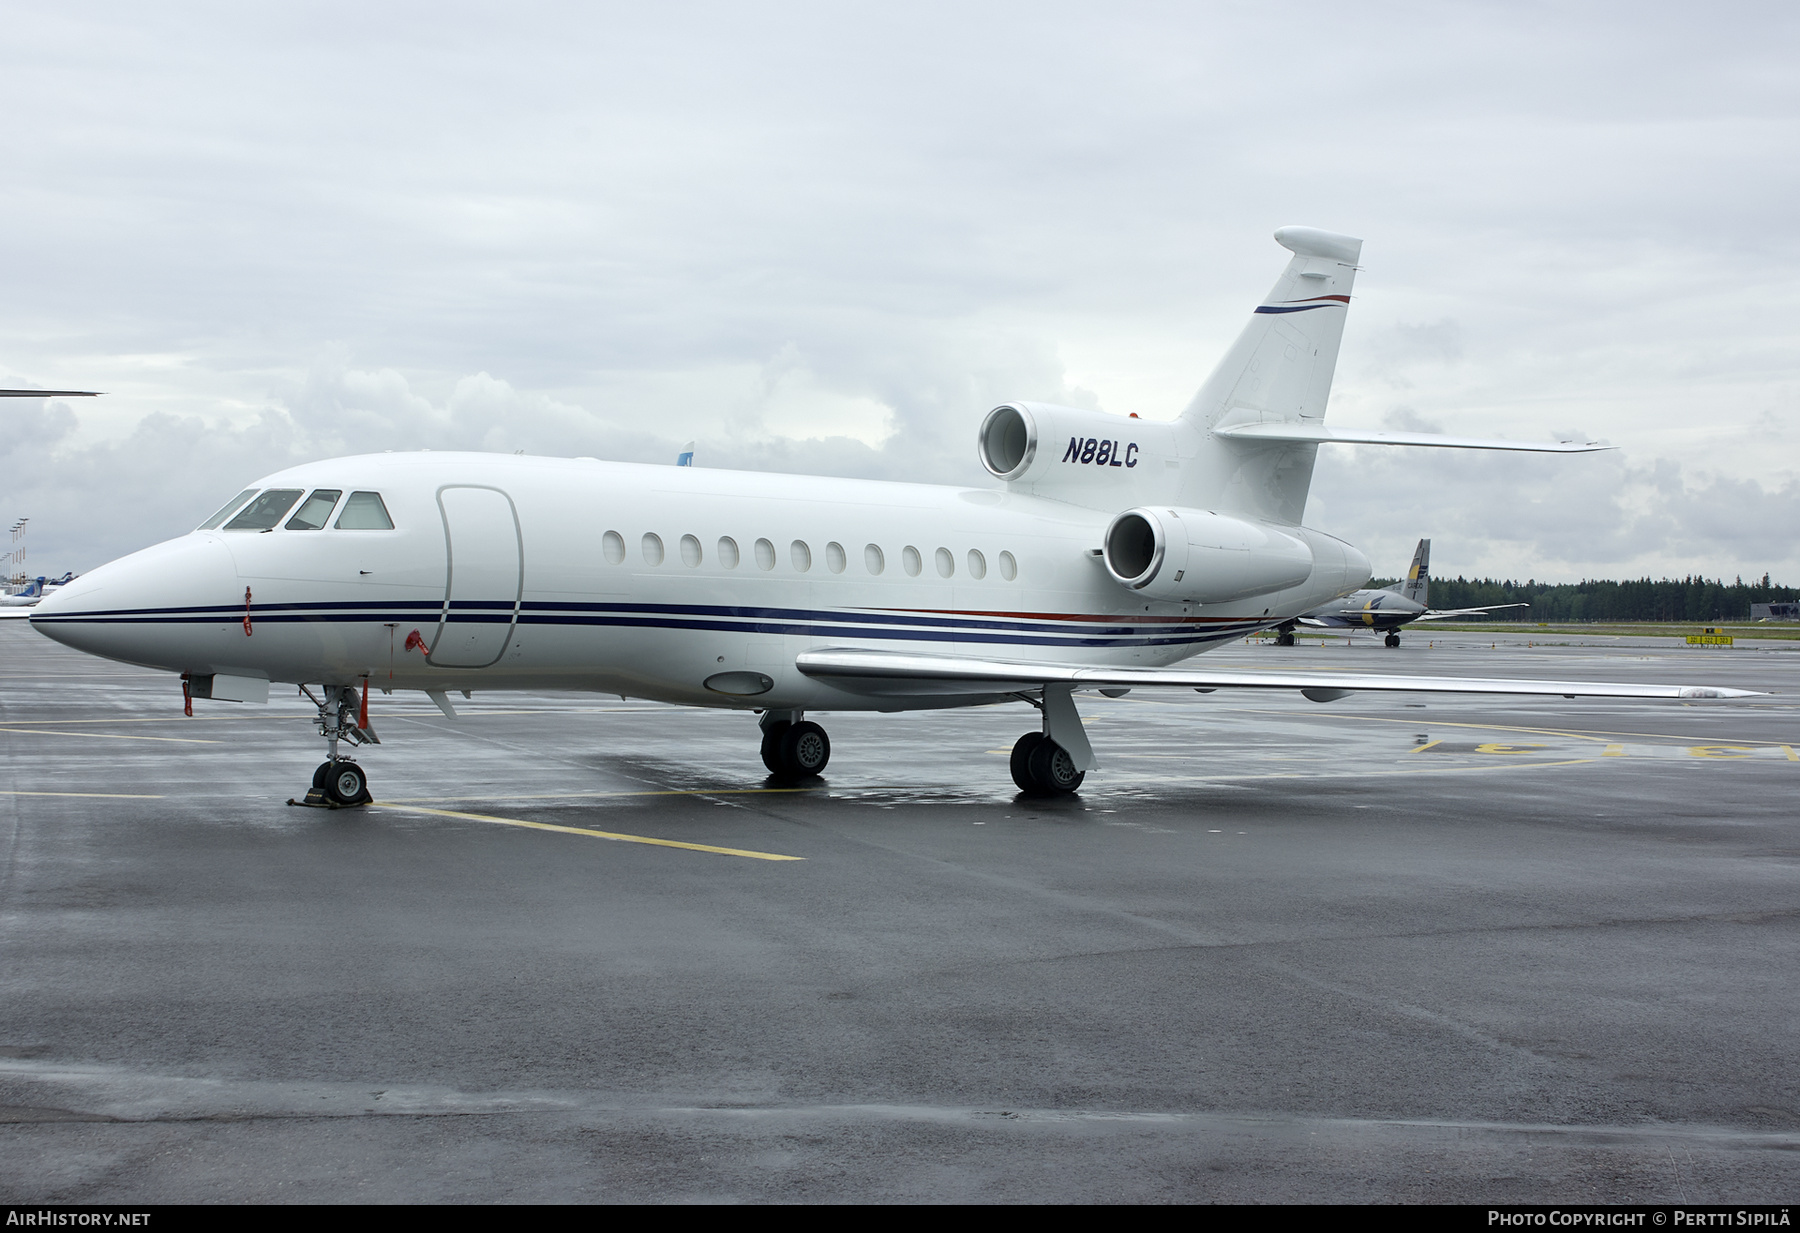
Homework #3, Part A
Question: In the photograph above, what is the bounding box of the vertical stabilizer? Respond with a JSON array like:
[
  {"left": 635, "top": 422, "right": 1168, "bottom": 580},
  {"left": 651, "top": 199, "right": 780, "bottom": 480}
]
[
  {"left": 1175, "top": 226, "right": 1362, "bottom": 524},
  {"left": 1399, "top": 538, "right": 1430, "bottom": 606}
]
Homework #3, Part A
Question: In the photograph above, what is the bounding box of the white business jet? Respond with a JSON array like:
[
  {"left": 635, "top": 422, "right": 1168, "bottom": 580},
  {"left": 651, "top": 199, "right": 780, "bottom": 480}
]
[{"left": 29, "top": 227, "right": 1754, "bottom": 805}]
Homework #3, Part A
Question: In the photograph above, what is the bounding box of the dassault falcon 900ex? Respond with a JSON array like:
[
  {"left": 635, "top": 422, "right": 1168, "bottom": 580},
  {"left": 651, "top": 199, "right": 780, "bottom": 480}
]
[{"left": 29, "top": 227, "right": 1756, "bottom": 804}]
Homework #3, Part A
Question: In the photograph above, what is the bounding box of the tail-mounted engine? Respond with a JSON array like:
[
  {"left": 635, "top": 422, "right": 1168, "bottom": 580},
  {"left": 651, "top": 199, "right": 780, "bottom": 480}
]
[
  {"left": 978, "top": 402, "right": 1178, "bottom": 505},
  {"left": 1102, "top": 506, "right": 1315, "bottom": 604}
]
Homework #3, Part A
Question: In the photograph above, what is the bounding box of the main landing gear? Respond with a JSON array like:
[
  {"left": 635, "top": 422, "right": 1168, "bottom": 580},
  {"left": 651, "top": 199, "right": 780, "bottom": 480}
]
[
  {"left": 1271, "top": 622, "right": 1298, "bottom": 647},
  {"left": 1385, "top": 632, "right": 1402, "bottom": 648},
  {"left": 295, "top": 683, "right": 378, "bottom": 807},
  {"left": 1009, "top": 684, "right": 1097, "bottom": 797},
  {"left": 759, "top": 710, "right": 831, "bottom": 781},
  {"left": 1010, "top": 732, "right": 1085, "bottom": 794}
]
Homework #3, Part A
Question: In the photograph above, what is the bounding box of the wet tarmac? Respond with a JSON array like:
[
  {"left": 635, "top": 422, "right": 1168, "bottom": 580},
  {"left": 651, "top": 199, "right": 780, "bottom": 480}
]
[{"left": 2, "top": 618, "right": 1797, "bottom": 1202}]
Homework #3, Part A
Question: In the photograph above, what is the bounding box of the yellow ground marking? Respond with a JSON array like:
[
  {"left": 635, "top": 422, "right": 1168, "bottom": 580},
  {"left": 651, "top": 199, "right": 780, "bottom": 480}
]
[
  {"left": 0, "top": 790, "right": 166, "bottom": 799},
  {"left": 1408, "top": 740, "right": 1442, "bottom": 753},
  {"left": 1688, "top": 745, "right": 1758, "bottom": 759},
  {"left": 1603, "top": 744, "right": 1625, "bottom": 756},
  {"left": 0, "top": 728, "right": 219, "bottom": 744},
  {"left": 1213, "top": 706, "right": 1795, "bottom": 749},
  {"left": 1475, "top": 742, "right": 1546, "bottom": 755},
  {"left": 375, "top": 803, "right": 804, "bottom": 861},
  {"left": 1785, "top": 745, "right": 1799, "bottom": 762},
  {"left": 382, "top": 787, "right": 819, "bottom": 804}
]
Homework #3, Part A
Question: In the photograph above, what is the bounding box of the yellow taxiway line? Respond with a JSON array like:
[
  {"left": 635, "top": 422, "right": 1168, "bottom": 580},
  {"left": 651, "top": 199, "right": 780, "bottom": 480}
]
[
  {"left": 376, "top": 802, "right": 804, "bottom": 862},
  {"left": 0, "top": 727, "right": 219, "bottom": 744}
]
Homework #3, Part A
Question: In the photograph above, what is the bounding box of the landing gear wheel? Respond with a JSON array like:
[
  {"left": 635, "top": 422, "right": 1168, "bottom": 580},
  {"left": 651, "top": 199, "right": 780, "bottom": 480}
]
[
  {"left": 760, "top": 721, "right": 791, "bottom": 774},
  {"left": 776, "top": 721, "right": 830, "bottom": 779},
  {"left": 1385, "top": 633, "right": 1401, "bottom": 648},
  {"left": 1009, "top": 732, "right": 1046, "bottom": 793},
  {"left": 1016, "top": 735, "right": 1084, "bottom": 796},
  {"left": 323, "top": 761, "right": 370, "bottom": 806},
  {"left": 1275, "top": 632, "right": 1296, "bottom": 647},
  {"left": 312, "top": 761, "right": 333, "bottom": 789}
]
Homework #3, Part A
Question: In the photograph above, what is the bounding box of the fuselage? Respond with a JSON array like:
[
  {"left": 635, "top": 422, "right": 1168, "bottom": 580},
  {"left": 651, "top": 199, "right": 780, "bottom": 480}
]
[{"left": 30, "top": 451, "right": 1371, "bottom": 712}]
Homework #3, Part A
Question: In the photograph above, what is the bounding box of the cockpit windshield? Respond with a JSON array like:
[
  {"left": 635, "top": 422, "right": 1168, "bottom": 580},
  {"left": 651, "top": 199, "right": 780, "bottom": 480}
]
[
  {"left": 285, "top": 490, "right": 343, "bottom": 530},
  {"left": 223, "top": 489, "right": 305, "bottom": 530},
  {"left": 334, "top": 491, "right": 394, "bottom": 530},
  {"left": 198, "top": 489, "right": 259, "bottom": 531}
]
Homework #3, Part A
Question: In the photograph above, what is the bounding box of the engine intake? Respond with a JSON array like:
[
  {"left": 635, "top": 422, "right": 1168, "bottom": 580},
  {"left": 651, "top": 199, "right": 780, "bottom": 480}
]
[{"left": 1102, "top": 506, "right": 1314, "bottom": 604}]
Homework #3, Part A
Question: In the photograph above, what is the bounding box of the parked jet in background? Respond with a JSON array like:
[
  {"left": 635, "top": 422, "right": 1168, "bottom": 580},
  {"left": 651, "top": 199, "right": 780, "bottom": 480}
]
[
  {"left": 2, "top": 573, "right": 76, "bottom": 608},
  {"left": 28, "top": 228, "right": 1753, "bottom": 804},
  {"left": 1270, "top": 539, "right": 1527, "bottom": 646}
]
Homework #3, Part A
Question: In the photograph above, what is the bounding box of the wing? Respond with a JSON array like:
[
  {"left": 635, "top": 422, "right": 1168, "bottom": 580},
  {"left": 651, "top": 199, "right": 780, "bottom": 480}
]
[
  {"left": 795, "top": 647, "right": 1758, "bottom": 702},
  {"left": 1413, "top": 603, "right": 1533, "bottom": 621}
]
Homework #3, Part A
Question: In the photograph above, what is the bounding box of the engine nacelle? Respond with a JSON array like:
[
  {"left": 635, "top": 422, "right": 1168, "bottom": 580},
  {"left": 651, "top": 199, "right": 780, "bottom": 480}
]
[
  {"left": 978, "top": 402, "right": 1174, "bottom": 492},
  {"left": 1102, "top": 506, "right": 1315, "bottom": 604}
]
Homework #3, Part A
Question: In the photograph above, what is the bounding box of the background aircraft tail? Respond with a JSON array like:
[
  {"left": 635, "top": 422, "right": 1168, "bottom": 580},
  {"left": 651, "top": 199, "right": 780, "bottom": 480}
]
[
  {"left": 1174, "top": 226, "right": 1362, "bottom": 525},
  {"left": 1399, "top": 538, "right": 1430, "bottom": 606}
]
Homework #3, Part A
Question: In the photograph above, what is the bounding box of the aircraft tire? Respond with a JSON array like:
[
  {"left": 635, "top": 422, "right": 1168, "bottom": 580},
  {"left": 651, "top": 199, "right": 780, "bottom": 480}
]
[
  {"left": 759, "top": 721, "right": 791, "bottom": 774},
  {"left": 1009, "top": 732, "right": 1045, "bottom": 793},
  {"left": 312, "top": 761, "right": 333, "bottom": 789},
  {"left": 778, "top": 721, "right": 830, "bottom": 779},
  {"left": 1276, "top": 633, "right": 1296, "bottom": 647},
  {"left": 1026, "top": 737, "right": 1085, "bottom": 795},
  {"left": 324, "top": 761, "right": 369, "bottom": 806},
  {"left": 1385, "top": 633, "right": 1401, "bottom": 648}
]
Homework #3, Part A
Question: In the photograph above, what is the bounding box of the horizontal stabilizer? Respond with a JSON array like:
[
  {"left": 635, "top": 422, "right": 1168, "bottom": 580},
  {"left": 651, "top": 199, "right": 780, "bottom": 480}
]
[
  {"left": 796, "top": 648, "right": 1758, "bottom": 701},
  {"left": 1213, "top": 423, "right": 1610, "bottom": 452}
]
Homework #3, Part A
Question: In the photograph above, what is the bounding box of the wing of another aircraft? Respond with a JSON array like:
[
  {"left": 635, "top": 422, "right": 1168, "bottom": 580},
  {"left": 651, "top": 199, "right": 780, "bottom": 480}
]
[
  {"left": 1413, "top": 603, "right": 1532, "bottom": 621},
  {"left": 795, "top": 647, "right": 1759, "bottom": 701}
]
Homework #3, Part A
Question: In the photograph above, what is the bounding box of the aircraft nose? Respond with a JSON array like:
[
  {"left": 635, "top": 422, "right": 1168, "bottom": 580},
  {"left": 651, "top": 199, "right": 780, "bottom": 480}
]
[{"left": 30, "top": 534, "right": 241, "bottom": 671}]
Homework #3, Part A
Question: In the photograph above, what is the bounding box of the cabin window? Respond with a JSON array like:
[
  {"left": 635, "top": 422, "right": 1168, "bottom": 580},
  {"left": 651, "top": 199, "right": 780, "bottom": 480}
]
[
  {"left": 755, "top": 538, "right": 776, "bottom": 570},
  {"left": 935, "top": 547, "right": 954, "bottom": 578},
  {"left": 199, "top": 489, "right": 258, "bottom": 530},
  {"left": 680, "top": 534, "right": 703, "bottom": 567},
  {"left": 602, "top": 530, "right": 625, "bottom": 564},
  {"left": 718, "top": 537, "right": 740, "bottom": 568},
  {"left": 335, "top": 491, "right": 395, "bottom": 530},
  {"left": 224, "top": 489, "right": 305, "bottom": 530},
  {"left": 285, "top": 489, "right": 343, "bottom": 531},
  {"left": 864, "top": 544, "right": 885, "bottom": 575},
  {"left": 998, "top": 550, "right": 1017, "bottom": 581},
  {"left": 641, "top": 533, "right": 665, "bottom": 565},
  {"left": 902, "top": 545, "right": 922, "bottom": 577},
  {"left": 791, "top": 540, "right": 812, "bottom": 572},
  {"left": 825, "top": 542, "right": 846, "bottom": 574},
  {"left": 967, "top": 549, "right": 986, "bottom": 579}
]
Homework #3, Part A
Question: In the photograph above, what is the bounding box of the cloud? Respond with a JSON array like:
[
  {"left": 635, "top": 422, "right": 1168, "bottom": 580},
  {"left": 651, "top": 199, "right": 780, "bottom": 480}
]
[{"left": 3, "top": 4, "right": 1798, "bottom": 584}]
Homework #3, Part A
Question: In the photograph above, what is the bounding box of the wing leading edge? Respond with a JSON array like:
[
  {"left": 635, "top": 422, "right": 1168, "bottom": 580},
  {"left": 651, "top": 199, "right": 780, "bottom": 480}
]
[{"left": 795, "top": 648, "right": 1759, "bottom": 701}]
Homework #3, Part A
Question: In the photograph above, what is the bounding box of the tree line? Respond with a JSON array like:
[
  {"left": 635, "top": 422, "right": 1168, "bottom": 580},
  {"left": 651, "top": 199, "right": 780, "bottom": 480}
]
[{"left": 1365, "top": 574, "right": 1799, "bottom": 622}]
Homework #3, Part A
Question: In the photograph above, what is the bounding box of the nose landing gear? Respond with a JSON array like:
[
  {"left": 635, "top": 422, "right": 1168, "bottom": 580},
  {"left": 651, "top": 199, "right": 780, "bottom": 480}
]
[{"left": 292, "top": 683, "right": 378, "bottom": 808}]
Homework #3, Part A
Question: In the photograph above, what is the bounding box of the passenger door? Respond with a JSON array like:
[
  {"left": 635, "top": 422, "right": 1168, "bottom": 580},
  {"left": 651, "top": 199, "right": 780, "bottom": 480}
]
[{"left": 429, "top": 486, "right": 522, "bottom": 668}]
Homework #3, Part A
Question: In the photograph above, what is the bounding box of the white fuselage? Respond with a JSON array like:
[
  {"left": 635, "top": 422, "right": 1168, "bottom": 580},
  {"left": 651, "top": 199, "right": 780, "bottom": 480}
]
[{"left": 30, "top": 451, "right": 1370, "bottom": 711}]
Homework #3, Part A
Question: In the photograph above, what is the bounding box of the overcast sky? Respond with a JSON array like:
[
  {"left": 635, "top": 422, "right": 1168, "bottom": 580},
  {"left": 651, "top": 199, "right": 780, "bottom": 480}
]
[{"left": 5, "top": 2, "right": 1797, "bottom": 584}]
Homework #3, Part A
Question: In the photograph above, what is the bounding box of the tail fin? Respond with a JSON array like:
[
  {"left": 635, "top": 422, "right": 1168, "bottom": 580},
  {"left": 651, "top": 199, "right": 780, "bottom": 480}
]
[
  {"left": 1399, "top": 538, "right": 1430, "bottom": 606},
  {"left": 1175, "top": 226, "right": 1362, "bottom": 524}
]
